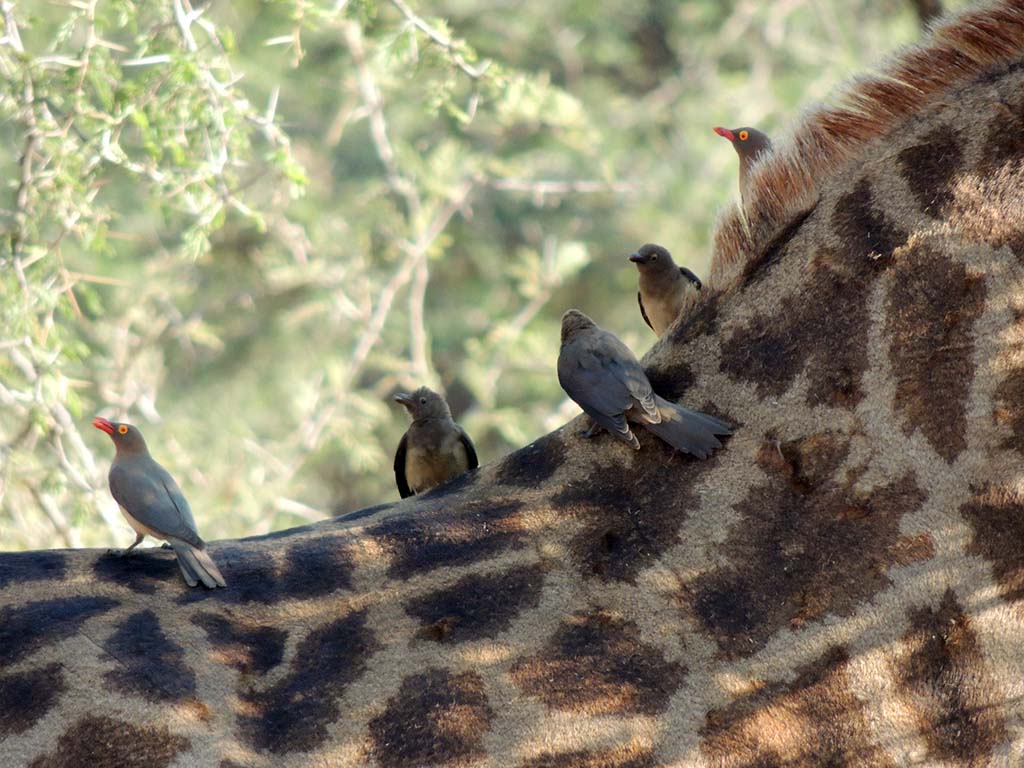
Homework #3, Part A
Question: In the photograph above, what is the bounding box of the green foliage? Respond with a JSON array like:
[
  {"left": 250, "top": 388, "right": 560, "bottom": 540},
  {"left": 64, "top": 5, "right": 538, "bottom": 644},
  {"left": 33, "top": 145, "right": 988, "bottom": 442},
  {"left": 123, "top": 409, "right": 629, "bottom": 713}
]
[{"left": 0, "top": 0, "right": 966, "bottom": 549}]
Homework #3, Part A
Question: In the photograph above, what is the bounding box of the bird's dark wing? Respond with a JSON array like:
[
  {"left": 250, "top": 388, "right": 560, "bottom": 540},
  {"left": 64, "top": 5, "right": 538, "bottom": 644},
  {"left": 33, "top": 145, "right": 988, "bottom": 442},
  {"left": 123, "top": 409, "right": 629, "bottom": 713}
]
[
  {"left": 583, "top": 329, "right": 658, "bottom": 420},
  {"left": 109, "top": 458, "right": 203, "bottom": 548},
  {"left": 458, "top": 427, "right": 479, "bottom": 470},
  {"left": 637, "top": 291, "right": 654, "bottom": 331},
  {"left": 679, "top": 267, "right": 702, "bottom": 289},
  {"left": 393, "top": 432, "right": 413, "bottom": 498},
  {"left": 559, "top": 332, "right": 657, "bottom": 430}
]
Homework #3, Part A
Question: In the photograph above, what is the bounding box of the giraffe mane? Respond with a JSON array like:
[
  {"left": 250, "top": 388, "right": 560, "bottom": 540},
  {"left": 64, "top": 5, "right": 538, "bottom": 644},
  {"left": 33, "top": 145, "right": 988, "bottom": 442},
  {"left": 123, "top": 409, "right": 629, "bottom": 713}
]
[{"left": 709, "top": 0, "right": 1024, "bottom": 290}]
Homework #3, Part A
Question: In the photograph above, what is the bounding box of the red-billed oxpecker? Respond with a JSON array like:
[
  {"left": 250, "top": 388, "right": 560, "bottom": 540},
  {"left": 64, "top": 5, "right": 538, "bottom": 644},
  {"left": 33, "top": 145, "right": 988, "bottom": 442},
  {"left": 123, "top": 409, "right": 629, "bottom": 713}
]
[
  {"left": 93, "top": 417, "right": 226, "bottom": 588},
  {"left": 713, "top": 125, "right": 772, "bottom": 204}
]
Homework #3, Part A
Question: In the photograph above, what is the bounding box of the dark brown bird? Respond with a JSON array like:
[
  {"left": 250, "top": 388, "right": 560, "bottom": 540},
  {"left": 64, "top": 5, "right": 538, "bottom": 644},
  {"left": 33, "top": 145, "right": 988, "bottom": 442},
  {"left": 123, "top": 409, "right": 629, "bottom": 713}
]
[
  {"left": 557, "top": 310, "right": 731, "bottom": 458},
  {"left": 713, "top": 125, "right": 772, "bottom": 203},
  {"left": 93, "top": 417, "right": 226, "bottom": 588},
  {"left": 629, "top": 243, "right": 702, "bottom": 337},
  {"left": 393, "top": 387, "right": 478, "bottom": 498}
]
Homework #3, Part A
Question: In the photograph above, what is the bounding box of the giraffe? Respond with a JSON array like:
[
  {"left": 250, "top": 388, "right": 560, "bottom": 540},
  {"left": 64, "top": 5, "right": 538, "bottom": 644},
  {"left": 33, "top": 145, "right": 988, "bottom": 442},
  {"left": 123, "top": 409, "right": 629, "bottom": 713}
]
[{"left": 4, "top": 1, "right": 1024, "bottom": 765}]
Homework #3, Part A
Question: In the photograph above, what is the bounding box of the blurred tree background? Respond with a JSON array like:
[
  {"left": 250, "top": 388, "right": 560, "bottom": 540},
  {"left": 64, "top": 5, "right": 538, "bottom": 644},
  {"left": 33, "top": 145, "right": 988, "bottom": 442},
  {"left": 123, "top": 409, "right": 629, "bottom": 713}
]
[{"left": 0, "top": 0, "right": 964, "bottom": 549}]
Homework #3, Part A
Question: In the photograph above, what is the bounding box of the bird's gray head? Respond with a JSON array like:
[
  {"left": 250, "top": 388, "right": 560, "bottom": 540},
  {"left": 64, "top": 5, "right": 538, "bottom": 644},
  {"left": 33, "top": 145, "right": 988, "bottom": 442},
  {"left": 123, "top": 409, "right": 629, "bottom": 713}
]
[
  {"left": 560, "top": 309, "right": 596, "bottom": 344},
  {"left": 713, "top": 125, "right": 772, "bottom": 163},
  {"left": 92, "top": 417, "right": 149, "bottom": 455},
  {"left": 628, "top": 243, "right": 677, "bottom": 274},
  {"left": 394, "top": 386, "right": 452, "bottom": 421}
]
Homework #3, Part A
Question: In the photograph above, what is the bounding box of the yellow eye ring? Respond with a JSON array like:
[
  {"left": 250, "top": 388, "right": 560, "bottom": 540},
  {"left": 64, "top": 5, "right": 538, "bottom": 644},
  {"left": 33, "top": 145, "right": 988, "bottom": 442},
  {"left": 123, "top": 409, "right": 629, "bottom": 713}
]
[
  {"left": 739, "top": 130, "right": 749, "bottom": 141},
  {"left": 118, "top": 425, "right": 128, "bottom": 434}
]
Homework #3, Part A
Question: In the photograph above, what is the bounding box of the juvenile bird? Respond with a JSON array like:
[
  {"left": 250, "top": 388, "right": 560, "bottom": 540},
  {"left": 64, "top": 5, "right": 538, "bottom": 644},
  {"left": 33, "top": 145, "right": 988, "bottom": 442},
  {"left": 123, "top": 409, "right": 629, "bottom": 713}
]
[
  {"left": 557, "top": 310, "right": 732, "bottom": 458},
  {"left": 92, "top": 417, "right": 226, "bottom": 589},
  {"left": 393, "top": 387, "right": 478, "bottom": 498},
  {"left": 629, "top": 243, "right": 702, "bottom": 337},
  {"left": 713, "top": 126, "right": 772, "bottom": 203}
]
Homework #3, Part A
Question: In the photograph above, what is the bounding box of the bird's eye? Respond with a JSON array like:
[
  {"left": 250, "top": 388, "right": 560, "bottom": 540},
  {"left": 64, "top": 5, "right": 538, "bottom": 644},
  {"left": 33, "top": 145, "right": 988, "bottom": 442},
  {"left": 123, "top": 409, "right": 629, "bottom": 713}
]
[
  {"left": 118, "top": 425, "right": 128, "bottom": 435},
  {"left": 651, "top": 254, "right": 658, "bottom": 261},
  {"left": 420, "top": 398, "right": 427, "bottom": 405},
  {"left": 739, "top": 130, "right": 749, "bottom": 141}
]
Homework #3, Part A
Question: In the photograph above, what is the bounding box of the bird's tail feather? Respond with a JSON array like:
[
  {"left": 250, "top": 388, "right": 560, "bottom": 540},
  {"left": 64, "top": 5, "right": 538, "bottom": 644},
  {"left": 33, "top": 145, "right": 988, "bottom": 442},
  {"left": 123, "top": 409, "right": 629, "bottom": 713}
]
[
  {"left": 645, "top": 398, "right": 733, "bottom": 459},
  {"left": 171, "top": 541, "right": 227, "bottom": 588}
]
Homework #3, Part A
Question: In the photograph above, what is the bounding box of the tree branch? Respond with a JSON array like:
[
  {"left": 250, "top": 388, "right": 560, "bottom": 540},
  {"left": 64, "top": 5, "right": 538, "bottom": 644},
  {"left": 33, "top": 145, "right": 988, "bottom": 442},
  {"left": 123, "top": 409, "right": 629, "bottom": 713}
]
[{"left": 388, "top": 0, "right": 490, "bottom": 80}]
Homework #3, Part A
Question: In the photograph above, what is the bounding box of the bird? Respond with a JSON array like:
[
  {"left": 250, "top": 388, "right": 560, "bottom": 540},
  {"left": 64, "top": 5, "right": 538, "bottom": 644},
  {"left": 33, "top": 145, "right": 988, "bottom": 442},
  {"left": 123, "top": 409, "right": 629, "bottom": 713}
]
[
  {"left": 629, "top": 243, "right": 702, "bottom": 337},
  {"left": 713, "top": 126, "right": 772, "bottom": 203},
  {"left": 92, "top": 417, "right": 226, "bottom": 589},
  {"left": 557, "top": 309, "right": 732, "bottom": 459},
  {"left": 393, "top": 387, "right": 478, "bottom": 498}
]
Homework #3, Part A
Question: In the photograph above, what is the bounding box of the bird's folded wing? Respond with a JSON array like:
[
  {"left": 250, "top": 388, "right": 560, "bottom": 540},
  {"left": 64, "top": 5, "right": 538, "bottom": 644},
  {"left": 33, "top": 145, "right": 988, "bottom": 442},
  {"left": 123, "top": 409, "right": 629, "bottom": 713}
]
[
  {"left": 637, "top": 292, "right": 654, "bottom": 331},
  {"left": 109, "top": 462, "right": 203, "bottom": 548},
  {"left": 458, "top": 428, "right": 479, "bottom": 470},
  {"left": 393, "top": 433, "right": 413, "bottom": 498}
]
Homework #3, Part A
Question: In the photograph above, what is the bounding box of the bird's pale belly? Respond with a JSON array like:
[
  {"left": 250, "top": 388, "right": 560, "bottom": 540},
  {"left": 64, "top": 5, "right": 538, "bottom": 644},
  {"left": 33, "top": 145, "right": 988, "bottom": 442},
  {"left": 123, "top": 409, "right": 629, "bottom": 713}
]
[
  {"left": 119, "top": 505, "right": 162, "bottom": 539},
  {"left": 406, "top": 442, "right": 468, "bottom": 493}
]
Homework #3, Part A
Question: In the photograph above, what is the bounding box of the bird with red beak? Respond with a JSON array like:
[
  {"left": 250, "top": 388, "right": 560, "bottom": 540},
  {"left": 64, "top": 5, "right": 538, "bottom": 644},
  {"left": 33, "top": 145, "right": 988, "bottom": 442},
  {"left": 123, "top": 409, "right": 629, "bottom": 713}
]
[
  {"left": 93, "top": 416, "right": 226, "bottom": 588},
  {"left": 713, "top": 125, "right": 772, "bottom": 204}
]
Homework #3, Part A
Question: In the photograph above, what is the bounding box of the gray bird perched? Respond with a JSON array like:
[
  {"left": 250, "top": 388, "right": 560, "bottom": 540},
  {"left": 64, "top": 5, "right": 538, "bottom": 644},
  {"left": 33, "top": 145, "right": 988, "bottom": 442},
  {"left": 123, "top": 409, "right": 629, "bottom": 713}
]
[
  {"left": 92, "top": 417, "right": 226, "bottom": 588},
  {"left": 557, "top": 310, "right": 732, "bottom": 459},
  {"left": 629, "top": 243, "right": 702, "bottom": 337},
  {"left": 393, "top": 387, "right": 478, "bottom": 498},
  {"left": 713, "top": 125, "right": 772, "bottom": 203}
]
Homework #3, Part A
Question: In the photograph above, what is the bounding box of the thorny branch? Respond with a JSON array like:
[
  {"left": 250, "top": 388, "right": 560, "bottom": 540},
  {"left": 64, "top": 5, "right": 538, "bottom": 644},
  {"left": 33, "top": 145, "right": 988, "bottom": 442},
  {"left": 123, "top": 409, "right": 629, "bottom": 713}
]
[{"left": 388, "top": 0, "right": 491, "bottom": 80}]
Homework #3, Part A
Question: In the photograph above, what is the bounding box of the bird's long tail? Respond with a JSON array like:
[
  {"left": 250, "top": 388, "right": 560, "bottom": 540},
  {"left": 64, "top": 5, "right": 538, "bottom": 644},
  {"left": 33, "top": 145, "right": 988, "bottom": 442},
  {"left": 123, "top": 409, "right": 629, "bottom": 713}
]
[
  {"left": 170, "top": 540, "right": 227, "bottom": 588},
  {"left": 644, "top": 397, "right": 733, "bottom": 459}
]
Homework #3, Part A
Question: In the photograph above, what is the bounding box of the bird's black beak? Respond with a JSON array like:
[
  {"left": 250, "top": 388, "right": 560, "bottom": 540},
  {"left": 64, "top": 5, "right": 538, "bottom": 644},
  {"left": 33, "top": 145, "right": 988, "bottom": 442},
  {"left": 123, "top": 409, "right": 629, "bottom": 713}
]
[
  {"left": 628, "top": 252, "right": 646, "bottom": 264},
  {"left": 394, "top": 393, "right": 414, "bottom": 408}
]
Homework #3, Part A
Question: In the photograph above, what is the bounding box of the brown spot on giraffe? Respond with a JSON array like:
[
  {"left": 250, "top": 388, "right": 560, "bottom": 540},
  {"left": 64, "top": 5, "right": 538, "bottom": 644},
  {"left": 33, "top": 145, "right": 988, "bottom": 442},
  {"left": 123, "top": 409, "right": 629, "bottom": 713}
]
[
  {"left": 551, "top": 446, "right": 718, "bottom": 583},
  {"left": 1, "top": 596, "right": 119, "bottom": 667},
  {"left": 700, "top": 646, "right": 897, "bottom": 767},
  {"left": 689, "top": 434, "right": 927, "bottom": 657},
  {"left": 664, "top": 292, "right": 721, "bottom": 347},
  {"left": 887, "top": 243, "right": 986, "bottom": 463},
  {"left": 944, "top": 97, "right": 1024, "bottom": 261},
  {"left": 510, "top": 610, "right": 686, "bottom": 715},
  {"left": 368, "top": 668, "right": 494, "bottom": 768},
  {"left": 179, "top": 535, "right": 354, "bottom": 605},
  {"left": 642, "top": 359, "right": 695, "bottom": 404},
  {"left": 191, "top": 612, "right": 287, "bottom": 676},
  {"left": 519, "top": 746, "right": 656, "bottom": 768},
  {"left": 368, "top": 499, "right": 529, "bottom": 579},
  {"left": 961, "top": 484, "right": 1024, "bottom": 602},
  {"left": 406, "top": 564, "right": 544, "bottom": 643},
  {"left": 93, "top": 551, "right": 180, "bottom": 595},
  {"left": 980, "top": 94, "right": 1024, "bottom": 175},
  {"left": 994, "top": 365, "right": 1024, "bottom": 450},
  {"left": 721, "top": 178, "right": 905, "bottom": 408},
  {"left": 0, "top": 551, "right": 66, "bottom": 589},
  {"left": 237, "top": 608, "right": 378, "bottom": 754},
  {"left": 0, "top": 664, "right": 65, "bottom": 738},
  {"left": 895, "top": 589, "right": 1008, "bottom": 765},
  {"left": 103, "top": 610, "right": 197, "bottom": 703},
  {"left": 28, "top": 715, "right": 188, "bottom": 768},
  {"left": 494, "top": 432, "right": 567, "bottom": 487},
  {"left": 897, "top": 125, "right": 965, "bottom": 218}
]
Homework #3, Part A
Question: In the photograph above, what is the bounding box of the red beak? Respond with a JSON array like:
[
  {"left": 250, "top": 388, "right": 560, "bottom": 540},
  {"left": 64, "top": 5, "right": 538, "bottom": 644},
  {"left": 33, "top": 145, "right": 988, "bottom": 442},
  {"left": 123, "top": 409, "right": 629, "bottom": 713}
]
[
  {"left": 92, "top": 416, "right": 115, "bottom": 435},
  {"left": 713, "top": 126, "right": 735, "bottom": 141}
]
